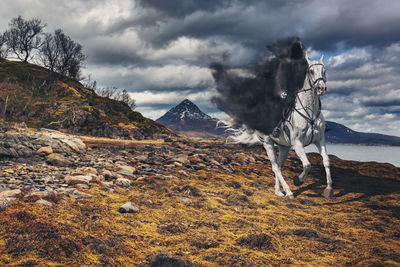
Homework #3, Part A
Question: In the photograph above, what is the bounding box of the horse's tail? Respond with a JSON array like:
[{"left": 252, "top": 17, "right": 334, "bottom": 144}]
[{"left": 217, "top": 120, "right": 263, "bottom": 144}]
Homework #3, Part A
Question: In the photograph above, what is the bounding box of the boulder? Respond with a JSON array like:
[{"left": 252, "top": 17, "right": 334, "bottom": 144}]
[
  {"left": 37, "top": 146, "right": 53, "bottom": 155},
  {"left": 118, "top": 202, "right": 139, "bottom": 213},
  {"left": 115, "top": 178, "right": 132, "bottom": 187},
  {"left": 0, "top": 189, "right": 22, "bottom": 198},
  {"left": 116, "top": 165, "right": 136, "bottom": 174},
  {"left": 46, "top": 153, "right": 72, "bottom": 166},
  {"left": 64, "top": 175, "right": 93, "bottom": 185}
]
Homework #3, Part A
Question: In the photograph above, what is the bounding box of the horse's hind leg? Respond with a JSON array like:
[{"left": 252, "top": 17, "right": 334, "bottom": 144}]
[
  {"left": 292, "top": 141, "right": 311, "bottom": 186},
  {"left": 315, "top": 140, "right": 333, "bottom": 199},
  {"left": 263, "top": 139, "right": 293, "bottom": 199}
]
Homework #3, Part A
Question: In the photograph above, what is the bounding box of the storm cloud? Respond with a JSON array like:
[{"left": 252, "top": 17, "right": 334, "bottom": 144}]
[{"left": 0, "top": 0, "right": 399, "bottom": 135}]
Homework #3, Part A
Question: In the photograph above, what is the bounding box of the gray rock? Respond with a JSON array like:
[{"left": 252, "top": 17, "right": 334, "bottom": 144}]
[
  {"left": 118, "top": 202, "right": 139, "bottom": 213},
  {"left": 116, "top": 170, "right": 136, "bottom": 178},
  {"left": 69, "top": 190, "right": 93, "bottom": 199},
  {"left": 115, "top": 178, "right": 132, "bottom": 187},
  {"left": 36, "top": 199, "right": 53, "bottom": 206},
  {"left": 64, "top": 175, "right": 92, "bottom": 185},
  {"left": 0, "top": 200, "right": 10, "bottom": 211},
  {"left": 0, "top": 189, "right": 22, "bottom": 198}
]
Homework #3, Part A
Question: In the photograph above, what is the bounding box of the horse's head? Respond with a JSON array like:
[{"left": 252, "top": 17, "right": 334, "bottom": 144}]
[{"left": 306, "top": 55, "right": 327, "bottom": 96}]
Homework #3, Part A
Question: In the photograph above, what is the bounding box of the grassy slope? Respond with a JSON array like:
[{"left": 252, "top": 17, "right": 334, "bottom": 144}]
[
  {"left": 0, "top": 138, "right": 399, "bottom": 266},
  {"left": 0, "top": 58, "right": 168, "bottom": 138}
]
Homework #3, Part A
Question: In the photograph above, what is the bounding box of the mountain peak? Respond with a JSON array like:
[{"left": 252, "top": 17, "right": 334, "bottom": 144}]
[
  {"left": 156, "top": 99, "right": 228, "bottom": 138},
  {"left": 158, "top": 99, "right": 211, "bottom": 123}
]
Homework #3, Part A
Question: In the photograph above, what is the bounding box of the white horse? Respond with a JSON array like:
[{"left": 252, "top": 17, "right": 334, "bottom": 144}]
[{"left": 232, "top": 55, "right": 332, "bottom": 199}]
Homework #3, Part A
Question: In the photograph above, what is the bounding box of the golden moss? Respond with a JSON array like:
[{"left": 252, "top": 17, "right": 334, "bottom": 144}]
[{"left": 0, "top": 140, "right": 400, "bottom": 266}]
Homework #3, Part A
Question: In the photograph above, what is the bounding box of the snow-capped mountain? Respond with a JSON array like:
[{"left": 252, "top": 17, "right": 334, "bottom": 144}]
[
  {"left": 156, "top": 99, "right": 400, "bottom": 144},
  {"left": 156, "top": 99, "right": 228, "bottom": 138}
]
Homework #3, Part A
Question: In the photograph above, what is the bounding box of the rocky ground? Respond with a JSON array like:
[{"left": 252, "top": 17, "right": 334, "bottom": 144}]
[{"left": 0, "top": 128, "right": 400, "bottom": 266}]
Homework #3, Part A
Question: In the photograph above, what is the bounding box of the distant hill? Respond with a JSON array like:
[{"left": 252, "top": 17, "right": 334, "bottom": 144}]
[
  {"left": 156, "top": 99, "right": 400, "bottom": 145},
  {"left": 0, "top": 58, "right": 170, "bottom": 139},
  {"left": 156, "top": 99, "right": 228, "bottom": 138},
  {"left": 325, "top": 121, "right": 400, "bottom": 146}
]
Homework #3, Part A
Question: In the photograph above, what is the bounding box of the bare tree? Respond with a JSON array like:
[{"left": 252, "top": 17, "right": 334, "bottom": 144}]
[
  {"left": 39, "top": 33, "right": 60, "bottom": 72},
  {"left": 38, "top": 29, "right": 86, "bottom": 80},
  {"left": 54, "top": 29, "right": 86, "bottom": 80},
  {"left": 3, "top": 16, "right": 46, "bottom": 62},
  {"left": 0, "top": 33, "right": 9, "bottom": 58},
  {"left": 96, "top": 86, "right": 118, "bottom": 99},
  {"left": 94, "top": 85, "right": 136, "bottom": 110},
  {"left": 119, "top": 89, "right": 136, "bottom": 110}
]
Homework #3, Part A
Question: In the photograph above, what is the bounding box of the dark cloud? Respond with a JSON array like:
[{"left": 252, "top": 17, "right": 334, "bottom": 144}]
[
  {"left": 0, "top": 0, "right": 399, "bottom": 135},
  {"left": 136, "top": 0, "right": 232, "bottom": 17}
]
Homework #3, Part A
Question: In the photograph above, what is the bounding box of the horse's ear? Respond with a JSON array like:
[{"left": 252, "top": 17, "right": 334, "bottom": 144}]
[
  {"left": 304, "top": 51, "right": 311, "bottom": 64},
  {"left": 320, "top": 55, "right": 324, "bottom": 63},
  {"left": 306, "top": 56, "right": 311, "bottom": 65}
]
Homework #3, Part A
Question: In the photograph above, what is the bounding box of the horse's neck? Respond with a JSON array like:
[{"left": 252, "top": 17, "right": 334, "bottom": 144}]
[{"left": 294, "top": 88, "right": 319, "bottom": 116}]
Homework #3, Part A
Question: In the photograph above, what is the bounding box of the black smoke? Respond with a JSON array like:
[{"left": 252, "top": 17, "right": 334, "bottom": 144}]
[{"left": 210, "top": 37, "right": 308, "bottom": 135}]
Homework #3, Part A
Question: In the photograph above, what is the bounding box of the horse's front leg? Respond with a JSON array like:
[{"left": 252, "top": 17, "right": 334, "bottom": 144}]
[
  {"left": 315, "top": 140, "right": 333, "bottom": 199},
  {"left": 263, "top": 139, "right": 293, "bottom": 199},
  {"left": 292, "top": 141, "right": 311, "bottom": 186}
]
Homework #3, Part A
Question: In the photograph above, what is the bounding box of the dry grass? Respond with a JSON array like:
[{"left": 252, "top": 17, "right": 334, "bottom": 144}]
[{"left": 0, "top": 139, "right": 399, "bottom": 266}]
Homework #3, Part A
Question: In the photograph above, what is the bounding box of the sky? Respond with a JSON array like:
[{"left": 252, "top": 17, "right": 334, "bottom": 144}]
[{"left": 0, "top": 0, "right": 399, "bottom": 136}]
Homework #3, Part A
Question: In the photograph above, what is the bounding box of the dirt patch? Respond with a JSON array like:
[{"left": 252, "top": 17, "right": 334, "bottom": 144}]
[
  {"left": 237, "top": 233, "right": 274, "bottom": 250},
  {"left": 157, "top": 223, "right": 188, "bottom": 235},
  {"left": 139, "top": 254, "right": 198, "bottom": 267}
]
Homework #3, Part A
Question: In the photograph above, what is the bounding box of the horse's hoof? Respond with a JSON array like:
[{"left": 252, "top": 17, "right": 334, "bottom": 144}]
[
  {"left": 293, "top": 175, "right": 303, "bottom": 186},
  {"left": 323, "top": 188, "right": 333, "bottom": 199},
  {"left": 286, "top": 194, "right": 294, "bottom": 200}
]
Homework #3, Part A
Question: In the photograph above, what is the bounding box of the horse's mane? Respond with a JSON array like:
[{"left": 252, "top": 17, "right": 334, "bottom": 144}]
[{"left": 210, "top": 37, "right": 308, "bottom": 135}]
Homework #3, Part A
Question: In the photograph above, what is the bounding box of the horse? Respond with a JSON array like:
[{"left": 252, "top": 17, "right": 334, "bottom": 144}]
[{"left": 231, "top": 55, "right": 332, "bottom": 199}]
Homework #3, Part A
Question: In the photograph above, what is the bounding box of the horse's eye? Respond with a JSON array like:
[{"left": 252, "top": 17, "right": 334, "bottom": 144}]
[{"left": 310, "top": 69, "right": 314, "bottom": 75}]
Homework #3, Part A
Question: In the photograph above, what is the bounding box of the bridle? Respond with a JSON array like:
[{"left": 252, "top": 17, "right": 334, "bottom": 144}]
[
  {"left": 292, "top": 62, "right": 326, "bottom": 145},
  {"left": 297, "top": 63, "right": 327, "bottom": 93}
]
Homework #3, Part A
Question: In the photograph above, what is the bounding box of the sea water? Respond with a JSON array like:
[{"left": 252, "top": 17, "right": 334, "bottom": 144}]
[{"left": 305, "top": 143, "right": 400, "bottom": 167}]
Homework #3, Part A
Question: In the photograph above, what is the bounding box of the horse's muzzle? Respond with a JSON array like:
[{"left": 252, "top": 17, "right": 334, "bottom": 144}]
[{"left": 317, "top": 83, "right": 327, "bottom": 96}]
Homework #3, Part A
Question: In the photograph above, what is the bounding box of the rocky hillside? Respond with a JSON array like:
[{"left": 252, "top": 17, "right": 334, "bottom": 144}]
[
  {"left": 0, "top": 128, "right": 399, "bottom": 266},
  {"left": 0, "top": 59, "right": 170, "bottom": 139},
  {"left": 156, "top": 99, "right": 227, "bottom": 138}
]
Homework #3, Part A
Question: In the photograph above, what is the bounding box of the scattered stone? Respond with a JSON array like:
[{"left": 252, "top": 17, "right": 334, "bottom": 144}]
[
  {"left": 72, "top": 167, "right": 98, "bottom": 176},
  {"left": 174, "top": 162, "right": 183, "bottom": 167},
  {"left": 115, "top": 178, "right": 132, "bottom": 187},
  {"left": 172, "top": 156, "right": 189, "bottom": 164},
  {"left": 39, "top": 129, "right": 86, "bottom": 153},
  {"left": 37, "top": 146, "right": 53, "bottom": 155},
  {"left": 0, "top": 200, "right": 10, "bottom": 211},
  {"left": 116, "top": 165, "right": 136, "bottom": 174},
  {"left": 64, "top": 175, "right": 93, "bottom": 185},
  {"left": 69, "top": 190, "right": 94, "bottom": 199},
  {"left": 118, "top": 202, "right": 139, "bottom": 213},
  {"left": 116, "top": 170, "right": 136, "bottom": 178},
  {"left": 177, "top": 170, "right": 190, "bottom": 178},
  {"left": 26, "top": 191, "right": 50, "bottom": 198},
  {"left": 75, "top": 184, "right": 90, "bottom": 189},
  {"left": 36, "top": 199, "right": 53, "bottom": 206},
  {"left": 102, "top": 169, "right": 113, "bottom": 179},
  {"left": 46, "top": 153, "right": 72, "bottom": 166},
  {"left": 0, "top": 189, "right": 22, "bottom": 198}
]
